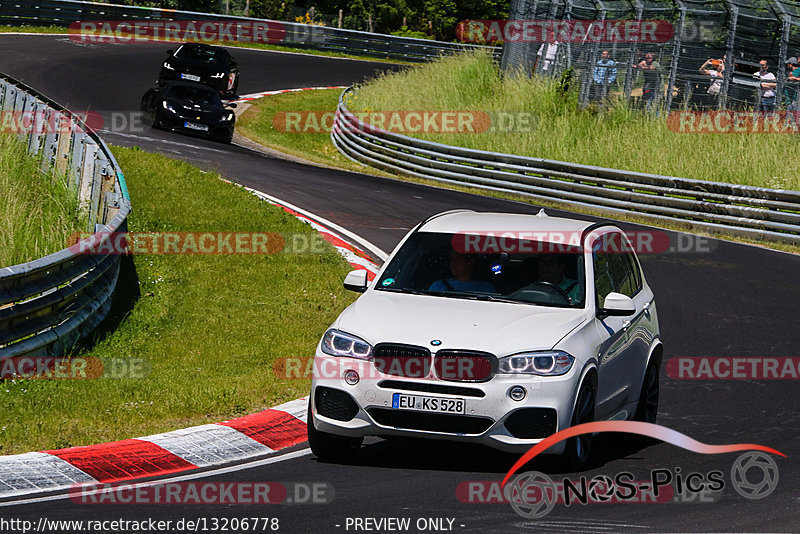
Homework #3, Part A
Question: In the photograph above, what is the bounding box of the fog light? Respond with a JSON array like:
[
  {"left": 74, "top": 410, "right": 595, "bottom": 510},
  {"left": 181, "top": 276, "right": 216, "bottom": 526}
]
[
  {"left": 509, "top": 386, "right": 526, "bottom": 401},
  {"left": 344, "top": 370, "right": 360, "bottom": 385}
]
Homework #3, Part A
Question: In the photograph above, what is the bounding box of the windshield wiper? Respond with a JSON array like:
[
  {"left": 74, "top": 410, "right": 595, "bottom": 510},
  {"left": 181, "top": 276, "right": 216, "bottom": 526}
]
[{"left": 377, "top": 287, "right": 424, "bottom": 295}]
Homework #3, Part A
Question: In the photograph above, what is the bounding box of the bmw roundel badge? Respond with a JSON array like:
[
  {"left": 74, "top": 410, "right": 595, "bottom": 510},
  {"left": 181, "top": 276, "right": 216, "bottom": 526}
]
[{"left": 430, "top": 339, "right": 442, "bottom": 346}]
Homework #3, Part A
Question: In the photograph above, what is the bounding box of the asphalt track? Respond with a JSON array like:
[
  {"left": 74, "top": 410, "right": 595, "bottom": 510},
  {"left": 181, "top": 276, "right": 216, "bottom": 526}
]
[{"left": 1, "top": 35, "right": 799, "bottom": 532}]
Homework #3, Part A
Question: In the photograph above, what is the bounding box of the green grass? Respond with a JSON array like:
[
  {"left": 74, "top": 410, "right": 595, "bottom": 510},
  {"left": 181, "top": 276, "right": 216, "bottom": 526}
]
[
  {"left": 0, "top": 146, "right": 356, "bottom": 454},
  {"left": 236, "top": 88, "right": 393, "bottom": 177},
  {"left": 0, "top": 133, "right": 81, "bottom": 267},
  {"left": 350, "top": 51, "right": 798, "bottom": 191}
]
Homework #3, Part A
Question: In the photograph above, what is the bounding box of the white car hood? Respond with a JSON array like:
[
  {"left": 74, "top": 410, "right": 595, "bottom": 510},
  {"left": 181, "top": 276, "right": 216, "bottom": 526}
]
[{"left": 335, "top": 290, "right": 589, "bottom": 356}]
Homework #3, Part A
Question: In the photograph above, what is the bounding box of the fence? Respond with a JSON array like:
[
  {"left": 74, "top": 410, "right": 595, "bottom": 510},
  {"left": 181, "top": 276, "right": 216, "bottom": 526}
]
[
  {"left": 0, "top": 73, "right": 131, "bottom": 360},
  {"left": 332, "top": 87, "right": 800, "bottom": 245},
  {"left": 500, "top": 0, "right": 800, "bottom": 111},
  {"left": 0, "top": 0, "right": 500, "bottom": 63}
]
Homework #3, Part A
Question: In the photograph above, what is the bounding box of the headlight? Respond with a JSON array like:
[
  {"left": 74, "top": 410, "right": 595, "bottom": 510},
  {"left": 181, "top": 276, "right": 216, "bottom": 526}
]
[
  {"left": 162, "top": 61, "right": 174, "bottom": 70},
  {"left": 225, "top": 111, "right": 235, "bottom": 121},
  {"left": 210, "top": 72, "right": 226, "bottom": 78},
  {"left": 321, "top": 329, "right": 373, "bottom": 360},
  {"left": 161, "top": 101, "right": 177, "bottom": 114},
  {"left": 498, "top": 350, "right": 574, "bottom": 376}
]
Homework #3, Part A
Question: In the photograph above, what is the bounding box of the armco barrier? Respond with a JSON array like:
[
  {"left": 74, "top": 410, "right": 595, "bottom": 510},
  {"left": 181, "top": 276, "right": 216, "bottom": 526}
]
[
  {"left": 0, "top": 73, "right": 131, "bottom": 360},
  {"left": 332, "top": 87, "right": 800, "bottom": 245},
  {"left": 0, "top": 0, "right": 499, "bottom": 63}
]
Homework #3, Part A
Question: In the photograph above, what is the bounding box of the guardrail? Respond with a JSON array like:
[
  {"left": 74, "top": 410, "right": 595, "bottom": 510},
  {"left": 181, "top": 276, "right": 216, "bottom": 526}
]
[
  {"left": 0, "top": 0, "right": 499, "bottom": 63},
  {"left": 0, "top": 73, "right": 131, "bottom": 360},
  {"left": 332, "top": 87, "right": 800, "bottom": 245}
]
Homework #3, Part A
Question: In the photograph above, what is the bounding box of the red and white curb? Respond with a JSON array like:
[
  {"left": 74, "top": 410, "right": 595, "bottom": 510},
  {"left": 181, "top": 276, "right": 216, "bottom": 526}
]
[
  {"left": 0, "top": 187, "right": 383, "bottom": 499},
  {"left": 0, "top": 398, "right": 308, "bottom": 498},
  {"left": 230, "top": 86, "right": 346, "bottom": 104}
]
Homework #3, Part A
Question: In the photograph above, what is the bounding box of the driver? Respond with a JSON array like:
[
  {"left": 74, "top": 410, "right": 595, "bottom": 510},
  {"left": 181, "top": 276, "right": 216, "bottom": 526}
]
[
  {"left": 535, "top": 253, "right": 581, "bottom": 304},
  {"left": 429, "top": 250, "right": 495, "bottom": 292}
]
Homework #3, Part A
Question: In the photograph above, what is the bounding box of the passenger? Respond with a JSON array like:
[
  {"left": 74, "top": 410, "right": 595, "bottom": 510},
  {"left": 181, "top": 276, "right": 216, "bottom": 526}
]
[{"left": 429, "top": 251, "right": 494, "bottom": 292}]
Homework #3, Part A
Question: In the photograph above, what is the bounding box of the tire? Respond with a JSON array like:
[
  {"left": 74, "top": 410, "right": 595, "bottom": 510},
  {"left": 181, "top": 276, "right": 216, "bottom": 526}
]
[
  {"left": 634, "top": 361, "right": 659, "bottom": 424},
  {"left": 307, "top": 404, "right": 362, "bottom": 462},
  {"left": 562, "top": 379, "right": 595, "bottom": 471}
]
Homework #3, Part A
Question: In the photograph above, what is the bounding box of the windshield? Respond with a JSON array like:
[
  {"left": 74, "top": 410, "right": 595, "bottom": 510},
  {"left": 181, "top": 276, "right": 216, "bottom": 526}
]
[
  {"left": 376, "top": 232, "right": 586, "bottom": 308},
  {"left": 176, "top": 45, "right": 228, "bottom": 65},
  {"left": 165, "top": 85, "right": 222, "bottom": 108}
]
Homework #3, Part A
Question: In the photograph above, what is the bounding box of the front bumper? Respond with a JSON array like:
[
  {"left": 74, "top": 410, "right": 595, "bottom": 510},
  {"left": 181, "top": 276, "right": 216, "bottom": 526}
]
[
  {"left": 309, "top": 351, "right": 582, "bottom": 454},
  {"left": 156, "top": 113, "right": 234, "bottom": 140}
]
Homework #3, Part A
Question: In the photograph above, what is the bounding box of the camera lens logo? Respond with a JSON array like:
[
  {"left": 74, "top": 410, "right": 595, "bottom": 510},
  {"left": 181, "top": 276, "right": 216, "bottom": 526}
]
[
  {"left": 587, "top": 475, "right": 615, "bottom": 502},
  {"left": 507, "top": 472, "right": 556, "bottom": 519},
  {"left": 730, "top": 451, "right": 779, "bottom": 500}
]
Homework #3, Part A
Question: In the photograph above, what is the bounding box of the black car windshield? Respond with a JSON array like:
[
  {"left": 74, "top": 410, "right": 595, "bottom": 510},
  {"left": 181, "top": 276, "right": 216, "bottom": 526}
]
[
  {"left": 165, "top": 85, "right": 222, "bottom": 108},
  {"left": 375, "top": 232, "right": 586, "bottom": 308},
  {"left": 176, "top": 45, "right": 228, "bottom": 65}
]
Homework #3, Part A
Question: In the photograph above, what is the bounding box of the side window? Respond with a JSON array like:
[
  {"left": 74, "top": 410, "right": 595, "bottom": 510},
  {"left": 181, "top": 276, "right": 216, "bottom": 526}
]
[
  {"left": 626, "top": 251, "right": 643, "bottom": 294},
  {"left": 593, "top": 250, "right": 614, "bottom": 307},
  {"left": 609, "top": 250, "right": 636, "bottom": 297}
]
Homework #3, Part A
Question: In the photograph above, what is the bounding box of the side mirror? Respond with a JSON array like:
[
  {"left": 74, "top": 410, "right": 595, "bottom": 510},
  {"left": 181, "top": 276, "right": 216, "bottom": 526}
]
[
  {"left": 227, "top": 102, "right": 238, "bottom": 108},
  {"left": 343, "top": 270, "right": 368, "bottom": 293},
  {"left": 598, "top": 292, "right": 636, "bottom": 317}
]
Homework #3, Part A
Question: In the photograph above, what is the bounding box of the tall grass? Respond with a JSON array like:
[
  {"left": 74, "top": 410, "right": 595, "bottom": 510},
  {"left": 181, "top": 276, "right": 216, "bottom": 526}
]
[
  {"left": 352, "top": 51, "right": 796, "bottom": 190},
  {"left": 0, "top": 133, "right": 81, "bottom": 267}
]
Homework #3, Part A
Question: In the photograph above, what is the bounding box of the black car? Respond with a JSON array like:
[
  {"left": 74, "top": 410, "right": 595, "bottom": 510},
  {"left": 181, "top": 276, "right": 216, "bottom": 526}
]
[
  {"left": 159, "top": 43, "right": 239, "bottom": 99},
  {"left": 141, "top": 82, "right": 236, "bottom": 143}
]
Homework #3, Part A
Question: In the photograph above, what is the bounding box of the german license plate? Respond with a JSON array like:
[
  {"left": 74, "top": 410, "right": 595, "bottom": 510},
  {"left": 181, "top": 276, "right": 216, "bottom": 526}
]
[
  {"left": 184, "top": 122, "right": 208, "bottom": 132},
  {"left": 180, "top": 73, "right": 201, "bottom": 81},
  {"left": 392, "top": 393, "right": 465, "bottom": 414}
]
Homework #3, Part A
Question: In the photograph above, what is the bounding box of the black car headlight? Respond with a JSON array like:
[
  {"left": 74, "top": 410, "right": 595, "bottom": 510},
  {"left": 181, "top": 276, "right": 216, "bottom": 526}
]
[
  {"left": 210, "top": 72, "right": 226, "bottom": 79},
  {"left": 161, "top": 101, "right": 178, "bottom": 114},
  {"left": 321, "top": 329, "right": 373, "bottom": 360},
  {"left": 498, "top": 350, "right": 574, "bottom": 376},
  {"left": 162, "top": 61, "right": 174, "bottom": 70}
]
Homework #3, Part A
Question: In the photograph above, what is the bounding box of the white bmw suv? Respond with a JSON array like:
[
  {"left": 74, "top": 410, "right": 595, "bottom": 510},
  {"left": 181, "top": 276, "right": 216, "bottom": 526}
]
[{"left": 308, "top": 210, "right": 662, "bottom": 469}]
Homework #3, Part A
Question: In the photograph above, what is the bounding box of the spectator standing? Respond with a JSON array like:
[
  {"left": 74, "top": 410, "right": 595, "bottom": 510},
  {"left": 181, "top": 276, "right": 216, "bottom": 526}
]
[
  {"left": 699, "top": 58, "right": 725, "bottom": 108},
  {"left": 785, "top": 57, "right": 800, "bottom": 110},
  {"left": 753, "top": 59, "right": 777, "bottom": 112},
  {"left": 592, "top": 50, "right": 617, "bottom": 102},
  {"left": 633, "top": 53, "right": 661, "bottom": 110}
]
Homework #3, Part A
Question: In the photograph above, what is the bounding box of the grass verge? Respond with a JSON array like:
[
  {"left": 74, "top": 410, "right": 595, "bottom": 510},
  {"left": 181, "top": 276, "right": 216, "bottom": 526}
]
[
  {"left": 351, "top": 51, "right": 798, "bottom": 191},
  {"left": 0, "top": 133, "right": 81, "bottom": 267},
  {"left": 0, "top": 145, "right": 356, "bottom": 454},
  {"left": 234, "top": 83, "right": 800, "bottom": 255}
]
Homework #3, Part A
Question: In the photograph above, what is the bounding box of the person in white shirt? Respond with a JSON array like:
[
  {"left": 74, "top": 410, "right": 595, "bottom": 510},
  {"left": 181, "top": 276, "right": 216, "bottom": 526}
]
[{"left": 753, "top": 59, "right": 777, "bottom": 112}]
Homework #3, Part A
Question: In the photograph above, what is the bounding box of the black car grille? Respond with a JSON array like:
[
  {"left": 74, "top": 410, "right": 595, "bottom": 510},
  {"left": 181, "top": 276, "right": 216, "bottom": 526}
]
[
  {"left": 503, "top": 408, "right": 558, "bottom": 439},
  {"left": 367, "top": 408, "right": 493, "bottom": 435},
  {"left": 377, "top": 380, "right": 485, "bottom": 398},
  {"left": 372, "top": 343, "right": 431, "bottom": 378},
  {"left": 433, "top": 350, "right": 497, "bottom": 382},
  {"left": 315, "top": 387, "right": 359, "bottom": 422}
]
